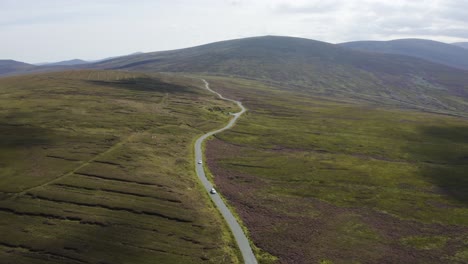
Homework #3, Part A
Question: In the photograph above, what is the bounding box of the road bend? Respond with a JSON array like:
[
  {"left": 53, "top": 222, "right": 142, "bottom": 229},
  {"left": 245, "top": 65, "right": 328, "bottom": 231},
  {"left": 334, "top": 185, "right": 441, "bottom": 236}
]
[{"left": 194, "top": 79, "right": 257, "bottom": 264}]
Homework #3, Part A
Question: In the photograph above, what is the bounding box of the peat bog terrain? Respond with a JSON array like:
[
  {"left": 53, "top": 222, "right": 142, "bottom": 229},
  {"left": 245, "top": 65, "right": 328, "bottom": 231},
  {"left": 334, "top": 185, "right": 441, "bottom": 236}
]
[
  {"left": 202, "top": 76, "right": 468, "bottom": 264},
  {"left": 0, "top": 70, "right": 241, "bottom": 264},
  {"left": 2, "top": 35, "right": 468, "bottom": 264}
]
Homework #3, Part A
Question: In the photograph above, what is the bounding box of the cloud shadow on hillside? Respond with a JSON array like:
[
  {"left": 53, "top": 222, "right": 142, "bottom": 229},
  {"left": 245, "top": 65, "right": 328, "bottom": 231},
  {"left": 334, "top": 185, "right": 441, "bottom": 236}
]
[
  {"left": 406, "top": 125, "right": 468, "bottom": 205},
  {"left": 0, "top": 123, "right": 51, "bottom": 148},
  {"left": 86, "top": 77, "right": 197, "bottom": 94}
]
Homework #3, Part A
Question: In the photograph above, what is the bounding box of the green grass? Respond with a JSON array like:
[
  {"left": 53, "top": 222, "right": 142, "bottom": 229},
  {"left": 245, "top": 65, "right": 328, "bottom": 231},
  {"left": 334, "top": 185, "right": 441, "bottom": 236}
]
[
  {"left": 200, "top": 76, "right": 468, "bottom": 263},
  {"left": 446, "top": 249, "right": 468, "bottom": 263},
  {"left": 0, "top": 70, "right": 240, "bottom": 263},
  {"left": 400, "top": 236, "right": 448, "bottom": 250}
]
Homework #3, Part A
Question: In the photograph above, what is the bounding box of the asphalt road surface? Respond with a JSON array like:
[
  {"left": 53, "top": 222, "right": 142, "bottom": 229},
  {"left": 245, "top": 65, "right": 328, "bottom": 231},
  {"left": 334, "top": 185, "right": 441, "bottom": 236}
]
[{"left": 194, "top": 79, "right": 257, "bottom": 264}]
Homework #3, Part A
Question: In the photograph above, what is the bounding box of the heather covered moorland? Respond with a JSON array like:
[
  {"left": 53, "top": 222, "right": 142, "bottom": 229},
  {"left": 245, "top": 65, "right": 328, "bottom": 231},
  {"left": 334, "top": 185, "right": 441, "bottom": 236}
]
[
  {"left": 203, "top": 76, "right": 468, "bottom": 264},
  {"left": 2, "top": 35, "right": 468, "bottom": 264},
  {"left": 0, "top": 70, "right": 241, "bottom": 264}
]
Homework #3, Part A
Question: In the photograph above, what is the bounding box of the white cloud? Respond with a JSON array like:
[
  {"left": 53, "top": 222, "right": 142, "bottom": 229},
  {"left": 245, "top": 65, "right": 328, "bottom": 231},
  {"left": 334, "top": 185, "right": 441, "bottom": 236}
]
[{"left": 1, "top": 0, "right": 467, "bottom": 63}]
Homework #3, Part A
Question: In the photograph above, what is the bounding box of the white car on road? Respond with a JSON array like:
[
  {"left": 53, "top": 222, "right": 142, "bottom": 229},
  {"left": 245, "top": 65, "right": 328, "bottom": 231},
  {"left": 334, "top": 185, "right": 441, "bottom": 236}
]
[
  {"left": 198, "top": 160, "right": 202, "bottom": 164},
  {"left": 210, "top": 188, "right": 217, "bottom": 194}
]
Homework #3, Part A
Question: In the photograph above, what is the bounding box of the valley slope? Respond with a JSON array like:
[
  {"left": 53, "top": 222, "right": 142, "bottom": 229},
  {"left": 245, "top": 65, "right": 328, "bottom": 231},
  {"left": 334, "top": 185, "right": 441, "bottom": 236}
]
[
  {"left": 452, "top": 42, "right": 468, "bottom": 49},
  {"left": 2, "top": 35, "right": 468, "bottom": 264},
  {"left": 202, "top": 76, "right": 468, "bottom": 264},
  {"left": 340, "top": 38, "right": 468, "bottom": 70},
  {"left": 0, "top": 70, "right": 241, "bottom": 263},
  {"left": 93, "top": 36, "right": 468, "bottom": 117},
  {"left": 0, "top": 60, "right": 37, "bottom": 76}
]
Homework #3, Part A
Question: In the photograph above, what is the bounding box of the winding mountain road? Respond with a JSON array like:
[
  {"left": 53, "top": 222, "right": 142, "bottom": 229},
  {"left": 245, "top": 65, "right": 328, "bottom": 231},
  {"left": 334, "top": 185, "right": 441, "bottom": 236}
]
[{"left": 194, "top": 79, "right": 257, "bottom": 264}]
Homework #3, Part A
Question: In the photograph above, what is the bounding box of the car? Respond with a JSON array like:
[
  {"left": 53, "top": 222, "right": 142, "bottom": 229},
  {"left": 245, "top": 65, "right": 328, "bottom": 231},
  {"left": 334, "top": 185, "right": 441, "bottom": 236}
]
[
  {"left": 210, "top": 188, "right": 217, "bottom": 194},
  {"left": 198, "top": 160, "right": 202, "bottom": 164}
]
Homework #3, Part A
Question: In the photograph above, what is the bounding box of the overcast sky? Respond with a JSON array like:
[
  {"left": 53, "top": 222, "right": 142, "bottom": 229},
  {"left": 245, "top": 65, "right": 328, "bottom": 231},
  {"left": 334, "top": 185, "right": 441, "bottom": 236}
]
[{"left": 1, "top": 0, "right": 467, "bottom": 63}]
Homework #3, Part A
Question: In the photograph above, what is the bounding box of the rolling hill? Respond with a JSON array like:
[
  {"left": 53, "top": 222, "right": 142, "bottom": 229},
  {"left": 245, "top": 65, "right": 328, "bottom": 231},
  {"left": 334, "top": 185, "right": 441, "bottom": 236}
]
[
  {"left": 203, "top": 75, "right": 468, "bottom": 264},
  {"left": 453, "top": 42, "right": 468, "bottom": 49},
  {"left": 38, "top": 59, "right": 88, "bottom": 66},
  {"left": 93, "top": 36, "right": 468, "bottom": 117},
  {"left": 0, "top": 60, "right": 37, "bottom": 76},
  {"left": 38, "top": 52, "right": 145, "bottom": 66},
  {"left": 3, "top": 36, "right": 468, "bottom": 116},
  {"left": 340, "top": 38, "right": 468, "bottom": 70},
  {"left": 0, "top": 70, "right": 241, "bottom": 263},
  {"left": 2, "top": 36, "right": 468, "bottom": 263}
]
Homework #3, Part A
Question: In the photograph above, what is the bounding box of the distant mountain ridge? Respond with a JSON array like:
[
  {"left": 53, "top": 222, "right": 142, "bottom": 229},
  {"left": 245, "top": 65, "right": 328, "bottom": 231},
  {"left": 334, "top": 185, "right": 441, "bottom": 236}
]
[
  {"left": 43, "top": 52, "right": 145, "bottom": 65},
  {"left": 92, "top": 36, "right": 468, "bottom": 116},
  {"left": 339, "top": 38, "right": 468, "bottom": 70},
  {"left": 452, "top": 42, "right": 468, "bottom": 49},
  {"left": 38, "top": 59, "right": 88, "bottom": 66},
  {"left": 2, "top": 36, "right": 468, "bottom": 116},
  {"left": 3, "top": 52, "right": 145, "bottom": 75},
  {"left": 0, "top": 60, "right": 37, "bottom": 76}
]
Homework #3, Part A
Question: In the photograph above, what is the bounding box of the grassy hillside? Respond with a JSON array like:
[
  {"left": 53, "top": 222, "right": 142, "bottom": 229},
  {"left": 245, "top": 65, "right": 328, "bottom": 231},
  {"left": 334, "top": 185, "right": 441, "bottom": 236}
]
[
  {"left": 201, "top": 76, "right": 468, "bottom": 264},
  {"left": 340, "top": 39, "right": 468, "bottom": 70},
  {"left": 4, "top": 36, "right": 468, "bottom": 118},
  {"left": 0, "top": 60, "right": 37, "bottom": 76},
  {"left": 92, "top": 36, "right": 468, "bottom": 117},
  {"left": 0, "top": 70, "right": 241, "bottom": 263}
]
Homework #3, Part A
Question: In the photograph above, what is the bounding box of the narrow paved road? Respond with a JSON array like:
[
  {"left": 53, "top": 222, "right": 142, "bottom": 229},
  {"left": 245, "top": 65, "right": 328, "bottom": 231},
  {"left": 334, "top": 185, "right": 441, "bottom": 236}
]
[{"left": 195, "top": 79, "right": 257, "bottom": 264}]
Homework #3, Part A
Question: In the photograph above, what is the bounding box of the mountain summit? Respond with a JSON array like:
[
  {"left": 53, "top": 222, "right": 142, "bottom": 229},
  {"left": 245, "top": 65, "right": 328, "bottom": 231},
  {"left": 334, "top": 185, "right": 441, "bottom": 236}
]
[
  {"left": 3, "top": 36, "right": 468, "bottom": 116},
  {"left": 92, "top": 36, "right": 468, "bottom": 115}
]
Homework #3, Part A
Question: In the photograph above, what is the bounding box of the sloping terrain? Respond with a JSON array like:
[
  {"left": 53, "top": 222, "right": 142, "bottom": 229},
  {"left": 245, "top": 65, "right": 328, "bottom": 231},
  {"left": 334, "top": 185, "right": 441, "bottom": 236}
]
[
  {"left": 340, "top": 39, "right": 468, "bottom": 70},
  {"left": 3, "top": 36, "right": 468, "bottom": 118},
  {"left": 3, "top": 35, "right": 468, "bottom": 263},
  {"left": 0, "top": 71, "right": 241, "bottom": 263},
  {"left": 92, "top": 36, "right": 468, "bottom": 117},
  {"left": 0, "top": 60, "right": 37, "bottom": 76},
  {"left": 452, "top": 42, "right": 468, "bottom": 49},
  {"left": 202, "top": 76, "right": 468, "bottom": 264},
  {"left": 40, "top": 59, "right": 89, "bottom": 66}
]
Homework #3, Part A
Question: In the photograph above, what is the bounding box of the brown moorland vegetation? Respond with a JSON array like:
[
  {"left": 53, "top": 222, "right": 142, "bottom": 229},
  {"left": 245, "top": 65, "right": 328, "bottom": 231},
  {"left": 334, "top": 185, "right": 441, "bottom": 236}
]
[
  {"left": 203, "top": 76, "right": 468, "bottom": 264},
  {"left": 0, "top": 70, "right": 241, "bottom": 264}
]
